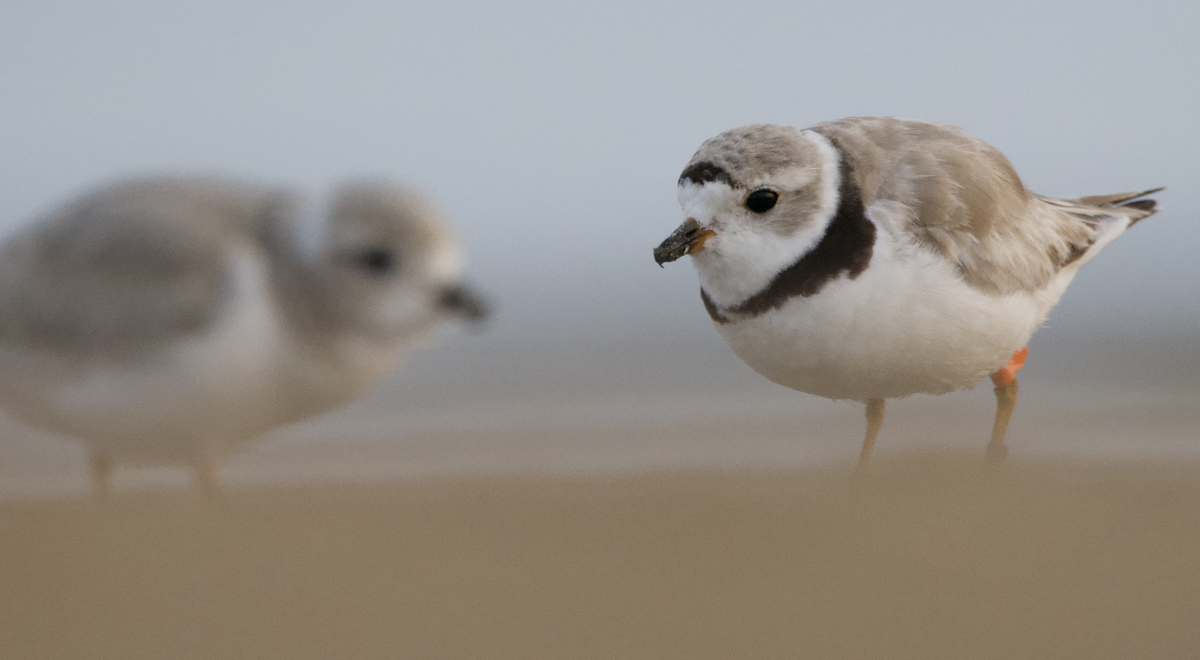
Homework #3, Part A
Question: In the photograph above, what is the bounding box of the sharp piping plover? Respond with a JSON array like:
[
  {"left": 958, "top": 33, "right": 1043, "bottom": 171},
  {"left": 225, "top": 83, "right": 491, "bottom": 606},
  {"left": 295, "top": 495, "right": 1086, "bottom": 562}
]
[
  {"left": 654, "top": 117, "right": 1160, "bottom": 466},
  {"left": 0, "top": 177, "right": 486, "bottom": 495}
]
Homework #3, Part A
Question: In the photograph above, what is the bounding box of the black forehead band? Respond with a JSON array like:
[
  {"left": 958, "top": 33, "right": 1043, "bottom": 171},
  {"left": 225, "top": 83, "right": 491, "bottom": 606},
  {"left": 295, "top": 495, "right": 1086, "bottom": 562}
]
[{"left": 678, "top": 161, "right": 737, "bottom": 187}]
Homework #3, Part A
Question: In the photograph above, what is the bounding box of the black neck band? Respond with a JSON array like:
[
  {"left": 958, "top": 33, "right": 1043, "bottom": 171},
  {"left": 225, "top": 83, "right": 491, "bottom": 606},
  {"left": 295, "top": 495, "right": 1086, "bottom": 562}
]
[{"left": 702, "top": 137, "right": 875, "bottom": 324}]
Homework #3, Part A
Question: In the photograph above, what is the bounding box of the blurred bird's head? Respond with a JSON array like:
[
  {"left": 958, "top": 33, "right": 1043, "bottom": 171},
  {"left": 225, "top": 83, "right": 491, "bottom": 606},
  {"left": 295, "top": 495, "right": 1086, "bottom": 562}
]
[{"left": 292, "top": 180, "right": 488, "bottom": 345}]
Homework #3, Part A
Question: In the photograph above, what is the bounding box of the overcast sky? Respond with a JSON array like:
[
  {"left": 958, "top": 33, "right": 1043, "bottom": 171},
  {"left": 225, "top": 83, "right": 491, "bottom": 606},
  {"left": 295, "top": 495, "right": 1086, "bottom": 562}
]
[{"left": 2, "top": 0, "right": 1197, "bottom": 350}]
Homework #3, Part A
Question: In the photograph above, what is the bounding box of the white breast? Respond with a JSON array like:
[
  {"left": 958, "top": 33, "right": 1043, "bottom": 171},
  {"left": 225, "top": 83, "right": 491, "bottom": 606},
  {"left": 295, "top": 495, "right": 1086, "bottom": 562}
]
[{"left": 712, "top": 226, "right": 1071, "bottom": 401}]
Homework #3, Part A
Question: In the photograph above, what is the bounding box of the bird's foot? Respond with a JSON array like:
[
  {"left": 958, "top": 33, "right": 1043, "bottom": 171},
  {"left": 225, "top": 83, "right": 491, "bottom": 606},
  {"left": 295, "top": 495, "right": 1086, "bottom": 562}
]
[{"left": 983, "top": 442, "right": 1009, "bottom": 463}]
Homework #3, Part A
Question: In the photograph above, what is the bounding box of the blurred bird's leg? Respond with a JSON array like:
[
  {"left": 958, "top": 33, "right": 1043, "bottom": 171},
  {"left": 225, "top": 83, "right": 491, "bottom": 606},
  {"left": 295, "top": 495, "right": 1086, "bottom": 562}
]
[
  {"left": 194, "top": 460, "right": 223, "bottom": 496},
  {"left": 987, "top": 381, "right": 1018, "bottom": 461},
  {"left": 90, "top": 452, "right": 112, "bottom": 499},
  {"left": 986, "top": 347, "right": 1028, "bottom": 462},
  {"left": 857, "top": 398, "right": 886, "bottom": 470}
]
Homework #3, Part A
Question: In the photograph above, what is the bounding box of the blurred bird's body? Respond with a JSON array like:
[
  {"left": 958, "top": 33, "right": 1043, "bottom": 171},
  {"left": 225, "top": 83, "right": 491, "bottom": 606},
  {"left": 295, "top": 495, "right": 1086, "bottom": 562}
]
[
  {"left": 0, "top": 178, "right": 485, "bottom": 494},
  {"left": 655, "top": 117, "right": 1159, "bottom": 464}
]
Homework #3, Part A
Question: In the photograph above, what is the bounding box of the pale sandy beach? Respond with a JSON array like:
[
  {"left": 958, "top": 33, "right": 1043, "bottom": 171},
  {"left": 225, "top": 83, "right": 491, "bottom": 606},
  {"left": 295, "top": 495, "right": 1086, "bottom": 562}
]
[
  {"left": 0, "top": 277, "right": 1197, "bottom": 660},
  {"left": 4, "top": 454, "right": 1200, "bottom": 659},
  {"left": 0, "top": 337, "right": 1198, "bottom": 659}
]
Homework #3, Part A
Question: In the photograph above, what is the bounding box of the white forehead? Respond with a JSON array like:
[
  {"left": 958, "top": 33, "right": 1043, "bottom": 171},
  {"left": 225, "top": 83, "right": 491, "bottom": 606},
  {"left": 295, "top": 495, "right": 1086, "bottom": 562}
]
[{"left": 677, "top": 179, "right": 737, "bottom": 219}]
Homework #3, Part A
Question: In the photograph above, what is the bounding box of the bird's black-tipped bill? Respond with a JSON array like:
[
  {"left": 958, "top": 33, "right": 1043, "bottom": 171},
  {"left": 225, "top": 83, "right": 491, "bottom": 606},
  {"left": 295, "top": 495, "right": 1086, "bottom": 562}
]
[
  {"left": 653, "top": 218, "right": 715, "bottom": 266},
  {"left": 439, "top": 283, "right": 489, "bottom": 323}
]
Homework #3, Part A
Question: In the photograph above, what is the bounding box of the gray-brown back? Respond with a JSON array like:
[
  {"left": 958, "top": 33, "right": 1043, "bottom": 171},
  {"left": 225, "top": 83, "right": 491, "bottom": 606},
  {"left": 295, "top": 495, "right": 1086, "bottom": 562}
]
[{"left": 0, "top": 178, "right": 279, "bottom": 360}]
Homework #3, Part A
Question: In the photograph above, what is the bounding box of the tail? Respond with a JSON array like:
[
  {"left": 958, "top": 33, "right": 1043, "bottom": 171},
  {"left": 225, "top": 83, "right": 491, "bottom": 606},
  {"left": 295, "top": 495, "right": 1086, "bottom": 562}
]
[
  {"left": 1041, "top": 187, "right": 1163, "bottom": 268},
  {"left": 1067, "top": 187, "right": 1163, "bottom": 226}
]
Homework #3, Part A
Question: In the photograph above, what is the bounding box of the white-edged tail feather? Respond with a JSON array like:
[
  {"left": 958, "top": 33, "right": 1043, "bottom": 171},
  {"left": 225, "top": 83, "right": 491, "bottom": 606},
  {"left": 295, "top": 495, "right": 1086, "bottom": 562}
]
[{"left": 1052, "top": 187, "right": 1162, "bottom": 269}]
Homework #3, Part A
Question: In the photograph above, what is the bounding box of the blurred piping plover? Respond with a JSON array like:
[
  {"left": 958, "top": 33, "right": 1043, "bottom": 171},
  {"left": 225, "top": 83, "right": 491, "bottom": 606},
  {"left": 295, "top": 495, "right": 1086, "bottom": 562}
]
[
  {"left": 654, "top": 117, "right": 1159, "bottom": 466},
  {"left": 0, "top": 177, "right": 486, "bottom": 495}
]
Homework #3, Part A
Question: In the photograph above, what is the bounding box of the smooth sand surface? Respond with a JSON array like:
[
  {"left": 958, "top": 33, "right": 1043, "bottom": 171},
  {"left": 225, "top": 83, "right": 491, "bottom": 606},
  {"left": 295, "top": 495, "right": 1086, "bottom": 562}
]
[{"left": 4, "top": 453, "right": 1200, "bottom": 659}]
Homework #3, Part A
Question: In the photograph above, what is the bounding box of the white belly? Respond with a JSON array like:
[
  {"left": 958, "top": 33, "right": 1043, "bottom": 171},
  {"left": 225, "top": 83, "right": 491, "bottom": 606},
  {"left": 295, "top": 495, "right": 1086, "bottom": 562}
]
[
  {"left": 0, "top": 248, "right": 412, "bottom": 464},
  {"left": 713, "top": 240, "right": 1071, "bottom": 401},
  {"left": 0, "top": 252, "right": 288, "bottom": 462},
  {"left": 0, "top": 249, "right": 391, "bottom": 465}
]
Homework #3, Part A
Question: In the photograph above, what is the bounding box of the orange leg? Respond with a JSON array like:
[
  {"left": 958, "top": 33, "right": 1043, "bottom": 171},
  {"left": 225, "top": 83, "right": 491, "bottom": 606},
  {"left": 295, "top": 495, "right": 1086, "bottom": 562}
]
[
  {"left": 857, "top": 398, "right": 886, "bottom": 470},
  {"left": 986, "top": 347, "right": 1027, "bottom": 461}
]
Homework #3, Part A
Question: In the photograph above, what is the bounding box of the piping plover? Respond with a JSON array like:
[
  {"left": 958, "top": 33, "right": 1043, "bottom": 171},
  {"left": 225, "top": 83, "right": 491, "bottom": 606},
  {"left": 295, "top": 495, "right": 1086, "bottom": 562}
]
[
  {"left": 0, "top": 177, "right": 487, "bottom": 495},
  {"left": 654, "top": 117, "right": 1160, "bottom": 466}
]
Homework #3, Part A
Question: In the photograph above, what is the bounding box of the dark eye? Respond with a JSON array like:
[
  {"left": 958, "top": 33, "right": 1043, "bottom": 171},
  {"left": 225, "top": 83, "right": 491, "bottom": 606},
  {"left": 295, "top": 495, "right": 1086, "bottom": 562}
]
[
  {"left": 351, "top": 247, "right": 398, "bottom": 276},
  {"left": 745, "top": 189, "right": 779, "bottom": 213}
]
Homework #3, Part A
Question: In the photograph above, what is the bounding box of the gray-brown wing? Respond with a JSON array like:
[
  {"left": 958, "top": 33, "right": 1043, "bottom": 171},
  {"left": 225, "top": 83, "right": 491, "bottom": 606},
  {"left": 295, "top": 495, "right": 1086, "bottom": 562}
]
[
  {"left": 810, "top": 117, "right": 1098, "bottom": 295},
  {"left": 0, "top": 179, "right": 274, "bottom": 360}
]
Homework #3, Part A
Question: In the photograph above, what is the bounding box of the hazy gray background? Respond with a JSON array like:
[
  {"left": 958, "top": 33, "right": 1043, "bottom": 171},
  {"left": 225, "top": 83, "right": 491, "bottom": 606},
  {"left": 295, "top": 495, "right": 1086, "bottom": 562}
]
[{"left": 1, "top": 0, "right": 1197, "bottom": 492}]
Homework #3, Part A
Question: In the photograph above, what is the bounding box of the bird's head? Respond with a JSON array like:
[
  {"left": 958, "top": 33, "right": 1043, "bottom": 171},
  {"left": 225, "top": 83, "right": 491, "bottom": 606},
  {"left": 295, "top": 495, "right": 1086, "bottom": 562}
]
[
  {"left": 654, "top": 124, "right": 843, "bottom": 308},
  {"left": 294, "top": 181, "right": 487, "bottom": 345}
]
